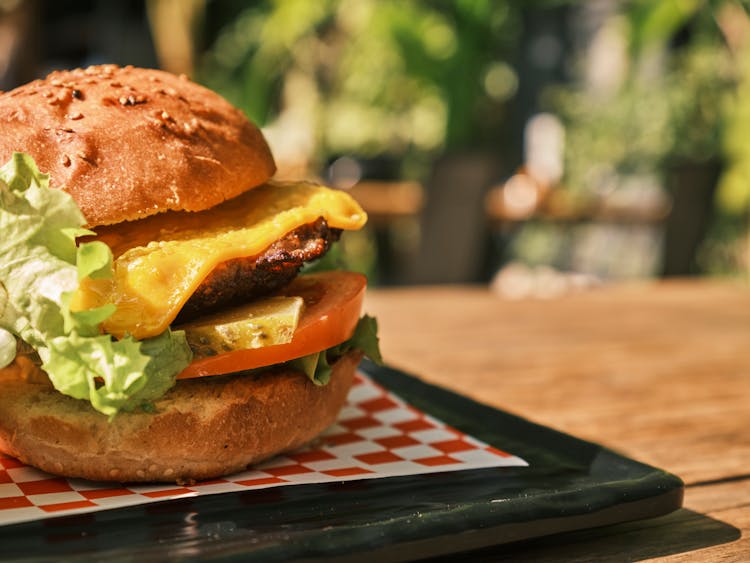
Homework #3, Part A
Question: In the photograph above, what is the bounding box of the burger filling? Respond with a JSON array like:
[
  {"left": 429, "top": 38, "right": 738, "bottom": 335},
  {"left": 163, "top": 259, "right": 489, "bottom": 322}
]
[
  {"left": 0, "top": 152, "right": 380, "bottom": 418},
  {"left": 176, "top": 217, "right": 341, "bottom": 323},
  {"left": 73, "top": 179, "right": 367, "bottom": 340}
]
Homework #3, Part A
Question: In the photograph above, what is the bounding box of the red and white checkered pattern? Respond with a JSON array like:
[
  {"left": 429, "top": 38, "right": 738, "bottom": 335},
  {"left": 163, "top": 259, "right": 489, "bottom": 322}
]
[{"left": 0, "top": 372, "right": 526, "bottom": 526}]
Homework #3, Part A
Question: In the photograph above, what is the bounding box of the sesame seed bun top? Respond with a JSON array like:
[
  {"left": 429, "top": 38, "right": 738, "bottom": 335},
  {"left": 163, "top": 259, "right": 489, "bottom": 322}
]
[{"left": 0, "top": 64, "right": 276, "bottom": 227}]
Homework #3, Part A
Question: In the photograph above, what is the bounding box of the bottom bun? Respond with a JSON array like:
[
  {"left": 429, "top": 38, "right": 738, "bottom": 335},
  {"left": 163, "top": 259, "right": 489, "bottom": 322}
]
[{"left": 0, "top": 351, "right": 361, "bottom": 483}]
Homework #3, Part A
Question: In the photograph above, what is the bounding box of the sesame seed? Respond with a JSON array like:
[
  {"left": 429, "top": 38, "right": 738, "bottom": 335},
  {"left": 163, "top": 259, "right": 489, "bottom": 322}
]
[
  {"left": 67, "top": 112, "right": 83, "bottom": 120},
  {"left": 119, "top": 94, "right": 146, "bottom": 106},
  {"left": 61, "top": 155, "right": 71, "bottom": 167}
]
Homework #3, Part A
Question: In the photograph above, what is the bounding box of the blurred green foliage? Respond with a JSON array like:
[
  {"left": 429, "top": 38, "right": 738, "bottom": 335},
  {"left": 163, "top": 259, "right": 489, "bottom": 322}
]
[
  {"left": 198, "top": 0, "right": 749, "bottom": 279},
  {"left": 546, "top": 0, "right": 749, "bottom": 277},
  {"left": 548, "top": 3, "right": 733, "bottom": 190},
  {"left": 199, "top": 0, "right": 522, "bottom": 170},
  {"left": 718, "top": 32, "right": 750, "bottom": 214}
]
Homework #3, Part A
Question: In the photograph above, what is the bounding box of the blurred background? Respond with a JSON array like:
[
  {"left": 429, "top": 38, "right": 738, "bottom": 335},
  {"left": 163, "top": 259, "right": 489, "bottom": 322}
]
[{"left": 1, "top": 0, "right": 749, "bottom": 293}]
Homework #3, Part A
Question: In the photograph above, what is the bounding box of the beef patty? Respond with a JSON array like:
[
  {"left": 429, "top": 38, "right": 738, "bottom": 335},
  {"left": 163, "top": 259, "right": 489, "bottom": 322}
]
[{"left": 175, "top": 218, "right": 341, "bottom": 323}]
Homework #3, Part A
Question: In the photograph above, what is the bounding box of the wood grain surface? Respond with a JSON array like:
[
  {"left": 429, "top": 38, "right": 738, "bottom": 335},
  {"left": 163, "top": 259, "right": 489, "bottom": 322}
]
[{"left": 364, "top": 279, "right": 749, "bottom": 561}]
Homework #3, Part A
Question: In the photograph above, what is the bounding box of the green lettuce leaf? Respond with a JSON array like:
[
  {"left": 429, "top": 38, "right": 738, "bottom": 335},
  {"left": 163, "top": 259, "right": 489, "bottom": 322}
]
[
  {"left": 45, "top": 329, "right": 192, "bottom": 419},
  {"left": 76, "top": 240, "right": 113, "bottom": 280},
  {"left": 341, "top": 315, "right": 382, "bottom": 365},
  {"left": 0, "top": 152, "right": 192, "bottom": 417},
  {"left": 288, "top": 315, "right": 383, "bottom": 385},
  {"left": 0, "top": 328, "right": 15, "bottom": 369}
]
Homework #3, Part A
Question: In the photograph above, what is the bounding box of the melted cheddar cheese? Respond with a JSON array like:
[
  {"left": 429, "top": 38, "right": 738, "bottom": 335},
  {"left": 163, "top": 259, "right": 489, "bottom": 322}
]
[{"left": 72, "top": 181, "right": 366, "bottom": 339}]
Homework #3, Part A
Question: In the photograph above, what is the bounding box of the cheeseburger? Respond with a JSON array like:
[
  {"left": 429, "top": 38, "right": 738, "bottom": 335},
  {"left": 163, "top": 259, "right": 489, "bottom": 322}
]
[{"left": 0, "top": 65, "right": 380, "bottom": 483}]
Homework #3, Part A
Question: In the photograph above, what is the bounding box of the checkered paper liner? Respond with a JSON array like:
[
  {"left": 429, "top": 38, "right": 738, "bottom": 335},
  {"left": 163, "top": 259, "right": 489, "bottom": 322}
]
[{"left": 0, "top": 372, "right": 527, "bottom": 526}]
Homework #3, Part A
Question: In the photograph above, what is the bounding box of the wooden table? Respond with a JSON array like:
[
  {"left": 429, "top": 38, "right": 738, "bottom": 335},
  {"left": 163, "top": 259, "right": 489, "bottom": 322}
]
[{"left": 364, "top": 279, "right": 749, "bottom": 561}]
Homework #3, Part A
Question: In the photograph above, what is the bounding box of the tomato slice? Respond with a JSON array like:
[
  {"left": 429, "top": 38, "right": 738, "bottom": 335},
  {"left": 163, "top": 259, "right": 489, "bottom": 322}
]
[{"left": 176, "top": 271, "right": 366, "bottom": 379}]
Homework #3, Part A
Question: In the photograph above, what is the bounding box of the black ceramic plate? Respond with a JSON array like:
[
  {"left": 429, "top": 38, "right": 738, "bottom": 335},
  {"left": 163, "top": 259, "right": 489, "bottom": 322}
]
[{"left": 0, "top": 361, "right": 683, "bottom": 562}]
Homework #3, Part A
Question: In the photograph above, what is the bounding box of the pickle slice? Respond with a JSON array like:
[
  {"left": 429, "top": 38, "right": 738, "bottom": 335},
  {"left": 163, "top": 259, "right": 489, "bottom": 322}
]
[{"left": 179, "top": 296, "right": 304, "bottom": 359}]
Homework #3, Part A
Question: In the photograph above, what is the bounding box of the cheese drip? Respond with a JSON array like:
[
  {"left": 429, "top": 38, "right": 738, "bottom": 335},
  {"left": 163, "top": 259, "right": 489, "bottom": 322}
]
[{"left": 72, "top": 181, "right": 367, "bottom": 339}]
